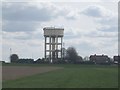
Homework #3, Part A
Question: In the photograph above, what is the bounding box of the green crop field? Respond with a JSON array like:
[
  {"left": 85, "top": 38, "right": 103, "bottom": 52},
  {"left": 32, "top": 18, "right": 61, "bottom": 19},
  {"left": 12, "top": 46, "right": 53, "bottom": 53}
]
[{"left": 2, "top": 64, "right": 118, "bottom": 88}]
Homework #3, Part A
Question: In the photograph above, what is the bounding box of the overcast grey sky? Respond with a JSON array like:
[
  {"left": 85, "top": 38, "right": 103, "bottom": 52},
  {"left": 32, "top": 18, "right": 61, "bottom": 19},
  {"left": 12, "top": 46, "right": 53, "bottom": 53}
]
[{"left": 1, "top": 0, "right": 118, "bottom": 62}]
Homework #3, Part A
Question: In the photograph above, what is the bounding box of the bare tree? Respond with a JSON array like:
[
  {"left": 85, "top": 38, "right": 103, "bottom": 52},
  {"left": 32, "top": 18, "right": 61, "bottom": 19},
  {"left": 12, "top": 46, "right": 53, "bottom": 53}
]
[
  {"left": 10, "top": 54, "right": 19, "bottom": 63},
  {"left": 66, "top": 47, "right": 78, "bottom": 63}
]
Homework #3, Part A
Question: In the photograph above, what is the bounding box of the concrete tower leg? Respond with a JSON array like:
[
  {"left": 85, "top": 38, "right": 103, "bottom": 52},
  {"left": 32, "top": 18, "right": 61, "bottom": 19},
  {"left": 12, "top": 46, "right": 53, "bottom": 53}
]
[
  {"left": 49, "top": 36, "right": 51, "bottom": 62},
  {"left": 56, "top": 36, "right": 58, "bottom": 59},
  {"left": 45, "top": 37, "right": 47, "bottom": 59},
  {"left": 52, "top": 37, "right": 55, "bottom": 60},
  {"left": 61, "top": 37, "right": 63, "bottom": 59}
]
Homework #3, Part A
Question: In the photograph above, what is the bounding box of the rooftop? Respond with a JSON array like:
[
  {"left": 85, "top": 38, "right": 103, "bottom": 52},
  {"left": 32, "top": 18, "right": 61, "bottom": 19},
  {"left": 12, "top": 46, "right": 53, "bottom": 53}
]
[{"left": 43, "top": 27, "right": 64, "bottom": 30}]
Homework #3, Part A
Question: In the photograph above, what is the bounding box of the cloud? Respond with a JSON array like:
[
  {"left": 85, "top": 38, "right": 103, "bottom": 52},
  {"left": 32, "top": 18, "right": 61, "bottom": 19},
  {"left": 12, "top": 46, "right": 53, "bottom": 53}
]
[
  {"left": 81, "top": 6, "right": 103, "bottom": 17},
  {"left": 80, "top": 4, "right": 118, "bottom": 26},
  {"left": 65, "top": 10, "right": 79, "bottom": 20},
  {"left": 81, "top": 5, "right": 114, "bottom": 18},
  {"left": 96, "top": 16, "right": 118, "bottom": 26},
  {"left": 98, "top": 25, "right": 118, "bottom": 32},
  {"left": 2, "top": 2, "right": 76, "bottom": 33},
  {"left": 80, "top": 4, "right": 118, "bottom": 37},
  {"left": 100, "top": 0, "right": 119, "bottom": 2},
  {"left": 2, "top": 0, "right": 119, "bottom": 2},
  {"left": 2, "top": 28, "right": 44, "bottom": 41},
  {"left": 2, "top": 2, "right": 61, "bottom": 22},
  {"left": 3, "top": 21, "right": 41, "bottom": 32},
  {"left": 2, "top": 31, "right": 32, "bottom": 40},
  {"left": 2, "top": 2, "right": 81, "bottom": 22}
]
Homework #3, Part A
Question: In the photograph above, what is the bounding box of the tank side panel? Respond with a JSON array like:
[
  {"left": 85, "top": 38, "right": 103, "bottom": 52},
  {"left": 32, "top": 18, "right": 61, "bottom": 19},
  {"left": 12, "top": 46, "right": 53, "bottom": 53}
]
[{"left": 44, "top": 30, "right": 64, "bottom": 36}]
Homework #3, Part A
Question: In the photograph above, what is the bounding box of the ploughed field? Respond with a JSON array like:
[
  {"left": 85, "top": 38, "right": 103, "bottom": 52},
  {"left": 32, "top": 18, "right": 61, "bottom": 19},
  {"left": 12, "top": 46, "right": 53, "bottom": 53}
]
[
  {"left": 2, "top": 66, "right": 63, "bottom": 81},
  {"left": 2, "top": 64, "right": 118, "bottom": 88}
]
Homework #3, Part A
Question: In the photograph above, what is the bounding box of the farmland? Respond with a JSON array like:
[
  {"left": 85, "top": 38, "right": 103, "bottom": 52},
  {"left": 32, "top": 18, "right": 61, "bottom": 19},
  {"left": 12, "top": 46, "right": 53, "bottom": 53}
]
[{"left": 2, "top": 64, "right": 118, "bottom": 88}]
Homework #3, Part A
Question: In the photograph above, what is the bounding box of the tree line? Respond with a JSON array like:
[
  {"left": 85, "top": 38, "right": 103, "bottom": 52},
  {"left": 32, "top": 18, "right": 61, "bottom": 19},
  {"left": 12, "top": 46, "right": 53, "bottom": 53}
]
[
  {"left": 10, "top": 47, "right": 83, "bottom": 64},
  {"left": 9, "top": 47, "right": 119, "bottom": 65}
]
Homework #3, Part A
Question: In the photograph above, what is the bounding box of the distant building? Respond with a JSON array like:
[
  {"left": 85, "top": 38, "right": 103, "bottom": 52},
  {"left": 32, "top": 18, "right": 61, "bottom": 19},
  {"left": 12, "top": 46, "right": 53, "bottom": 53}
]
[
  {"left": 0, "top": 61, "right": 5, "bottom": 64},
  {"left": 113, "top": 55, "right": 120, "bottom": 64},
  {"left": 90, "top": 54, "right": 110, "bottom": 64},
  {"left": 43, "top": 27, "right": 64, "bottom": 63}
]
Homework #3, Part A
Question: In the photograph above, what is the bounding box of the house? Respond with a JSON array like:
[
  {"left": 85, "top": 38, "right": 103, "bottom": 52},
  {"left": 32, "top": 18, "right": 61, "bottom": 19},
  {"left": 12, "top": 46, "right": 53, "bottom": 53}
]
[
  {"left": 113, "top": 55, "right": 120, "bottom": 64},
  {"left": 90, "top": 54, "right": 110, "bottom": 65}
]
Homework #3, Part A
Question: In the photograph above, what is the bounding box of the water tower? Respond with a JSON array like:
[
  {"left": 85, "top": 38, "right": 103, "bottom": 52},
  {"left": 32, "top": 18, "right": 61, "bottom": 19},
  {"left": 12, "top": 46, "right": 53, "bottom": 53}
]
[{"left": 43, "top": 27, "right": 64, "bottom": 63}]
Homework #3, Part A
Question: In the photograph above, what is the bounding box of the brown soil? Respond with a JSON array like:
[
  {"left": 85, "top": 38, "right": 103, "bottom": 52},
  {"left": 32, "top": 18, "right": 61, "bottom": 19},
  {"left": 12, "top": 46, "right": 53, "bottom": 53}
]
[{"left": 2, "top": 66, "right": 63, "bottom": 81}]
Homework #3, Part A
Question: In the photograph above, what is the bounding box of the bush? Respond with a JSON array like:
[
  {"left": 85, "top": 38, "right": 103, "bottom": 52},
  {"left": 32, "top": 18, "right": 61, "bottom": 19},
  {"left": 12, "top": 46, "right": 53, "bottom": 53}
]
[{"left": 80, "top": 61, "right": 95, "bottom": 65}]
